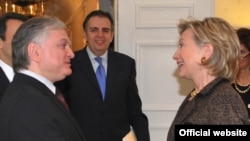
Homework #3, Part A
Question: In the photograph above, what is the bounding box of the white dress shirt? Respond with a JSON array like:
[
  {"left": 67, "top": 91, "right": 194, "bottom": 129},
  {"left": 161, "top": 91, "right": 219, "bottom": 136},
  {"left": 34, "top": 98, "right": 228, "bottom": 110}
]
[
  {"left": 19, "top": 69, "right": 56, "bottom": 94},
  {"left": 0, "top": 60, "right": 14, "bottom": 82},
  {"left": 86, "top": 46, "right": 108, "bottom": 75}
]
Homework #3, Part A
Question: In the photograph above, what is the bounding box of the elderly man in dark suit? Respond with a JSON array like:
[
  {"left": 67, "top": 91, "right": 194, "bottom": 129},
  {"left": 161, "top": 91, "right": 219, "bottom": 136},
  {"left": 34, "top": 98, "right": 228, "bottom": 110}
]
[
  {"left": 0, "top": 12, "right": 28, "bottom": 101},
  {"left": 56, "top": 10, "right": 150, "bottom": 141},
  {"left": 0, "top": 17, "right": 86, "bottom": 141}
]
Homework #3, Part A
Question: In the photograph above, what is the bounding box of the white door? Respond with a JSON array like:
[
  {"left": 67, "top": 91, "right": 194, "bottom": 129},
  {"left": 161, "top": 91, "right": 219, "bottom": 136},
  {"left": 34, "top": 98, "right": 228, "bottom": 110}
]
[{"left": 115, "top": 0, "right": 214, "bottom": 140}]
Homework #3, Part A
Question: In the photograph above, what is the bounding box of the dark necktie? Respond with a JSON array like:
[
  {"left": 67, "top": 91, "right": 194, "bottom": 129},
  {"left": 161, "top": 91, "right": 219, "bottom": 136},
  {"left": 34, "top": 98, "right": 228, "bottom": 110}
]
[
  {"left": 56, "top": 88, "right": 70, "bottom": 111},
  {"left": 95, "top": 57, "right": 106, "bottom": 100}
]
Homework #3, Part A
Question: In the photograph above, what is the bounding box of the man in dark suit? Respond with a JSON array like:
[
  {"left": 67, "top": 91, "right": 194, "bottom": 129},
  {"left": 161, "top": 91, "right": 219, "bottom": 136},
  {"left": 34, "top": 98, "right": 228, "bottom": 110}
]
[
  {"left": 0, "top": 17, "right": 86, "bottom": 141},
  {"left": 56, "top": 10, "right": 150, "bottom": 141},
  {"left": 0, "top": 12, "right": 28, "bottom": 101}
]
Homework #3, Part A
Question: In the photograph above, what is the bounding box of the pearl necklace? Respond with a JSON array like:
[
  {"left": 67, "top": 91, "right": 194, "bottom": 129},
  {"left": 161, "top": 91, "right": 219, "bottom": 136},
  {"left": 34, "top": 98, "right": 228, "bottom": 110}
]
[{"left": 234, "top": 79, "right": 250, "bottom": 94}]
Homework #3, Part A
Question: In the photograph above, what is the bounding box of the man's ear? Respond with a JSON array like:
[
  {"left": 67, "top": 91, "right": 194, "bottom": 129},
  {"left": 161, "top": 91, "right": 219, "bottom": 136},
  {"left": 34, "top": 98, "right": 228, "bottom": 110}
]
[
  {"left": 27, "top": 43, "right": 41, "bottom": 62},
  {"left": 110, "top": 31, "right": 114, "bottom": 43},
  {"left": 0, "top": 39, "right": 3, "bottom": 49},
  {"left": 83, "top": 31, "right": 87, "bottom": 45}
]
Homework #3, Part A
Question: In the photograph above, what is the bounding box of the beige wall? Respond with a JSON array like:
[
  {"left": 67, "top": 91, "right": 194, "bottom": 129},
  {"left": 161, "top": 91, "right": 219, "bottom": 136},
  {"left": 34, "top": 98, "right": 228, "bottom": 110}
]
[
  {"left": 215, "top": 0, "right": 250, "bottom": 28},
  {"left": 58, "top": 0, "right": 99, "bottom": 51},
  {"left": 50, "top": 0, "right": 99, "bottom": 51},
  {"left": 3, "top": 0, "right": 250, "bottom": 50},
  {"left": 66, "top": 0, "right": 250, "bottom": 50},
  {"left": 0, "top": 0, "right": 99, "bottom": 51}
]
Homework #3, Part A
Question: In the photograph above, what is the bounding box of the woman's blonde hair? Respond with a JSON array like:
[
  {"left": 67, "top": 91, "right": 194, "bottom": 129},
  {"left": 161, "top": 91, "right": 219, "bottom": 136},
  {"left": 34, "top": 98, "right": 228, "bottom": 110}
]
[{"left": 178, "top": 16, "right": 240, "bottom": 82}]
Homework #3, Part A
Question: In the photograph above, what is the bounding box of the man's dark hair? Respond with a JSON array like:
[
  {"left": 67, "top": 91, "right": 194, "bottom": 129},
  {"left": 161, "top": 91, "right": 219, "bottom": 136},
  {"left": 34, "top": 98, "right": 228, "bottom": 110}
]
[
  {"left": 237, "top": 28, "right": 250, "bottom": 51},
  {"left": 83, "top": 10, "right": 114, "bottom": 31},
  {"left": 0, "top": 12, "right": 28, "bottom": 41}
]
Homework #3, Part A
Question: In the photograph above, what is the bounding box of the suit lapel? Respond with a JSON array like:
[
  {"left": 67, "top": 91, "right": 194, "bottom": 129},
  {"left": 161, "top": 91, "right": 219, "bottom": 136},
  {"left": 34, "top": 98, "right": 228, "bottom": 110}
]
[
  {"left": 105, "top": 51, "right": 120, "bottom": 101},
  {"left": 49, "top": 92, "right": 86, "bottom": 139},
  {"left": 75, "top": 48, "right": 102, "bottom": 98},
  {"left": 0, "top": 67, "right": 10, "bottom": 85},
  {"left": 0, "top": 67, "right": 10, "bottom": 99},
  {"left": 15, "top": 73, "right": 86, "bottom": 139}
]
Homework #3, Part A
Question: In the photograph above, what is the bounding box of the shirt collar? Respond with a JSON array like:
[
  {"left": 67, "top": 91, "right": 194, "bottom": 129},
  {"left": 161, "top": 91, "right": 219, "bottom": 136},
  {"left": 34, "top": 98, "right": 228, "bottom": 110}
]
[
  {"left": 86, "top": 46, "right": 108, "bottom": 61},
  {"left": 0, "top": 60, "right": 14, "bottom": 82},
  {"left": 19, "top": 69, "right": 56, "bottom": 94}
]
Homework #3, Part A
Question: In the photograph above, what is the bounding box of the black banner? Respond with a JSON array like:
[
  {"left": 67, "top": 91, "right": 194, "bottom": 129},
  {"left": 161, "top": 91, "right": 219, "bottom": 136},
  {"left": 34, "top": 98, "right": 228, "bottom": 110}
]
[{"left": 175, "top": 125, "right": 250, "bottom": 140}]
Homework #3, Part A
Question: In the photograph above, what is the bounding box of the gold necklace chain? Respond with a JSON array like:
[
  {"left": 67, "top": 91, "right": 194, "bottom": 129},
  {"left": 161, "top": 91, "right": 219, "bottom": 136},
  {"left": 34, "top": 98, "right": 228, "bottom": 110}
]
[
  {"left": 190, "top": 90, "right": 199, "bottom": 97},
  {"left": 189, "top": 89, "right": 199, "bottom": 101},
  {"left": 234, "top": 80, "right": 250, "bottom": 94}
]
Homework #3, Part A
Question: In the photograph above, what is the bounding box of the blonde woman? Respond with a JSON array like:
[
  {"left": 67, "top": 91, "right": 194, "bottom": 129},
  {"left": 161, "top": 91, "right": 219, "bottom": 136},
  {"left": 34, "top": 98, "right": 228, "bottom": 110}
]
[{"left": 167, "top": 17, "right": 249, "bottom": 141}]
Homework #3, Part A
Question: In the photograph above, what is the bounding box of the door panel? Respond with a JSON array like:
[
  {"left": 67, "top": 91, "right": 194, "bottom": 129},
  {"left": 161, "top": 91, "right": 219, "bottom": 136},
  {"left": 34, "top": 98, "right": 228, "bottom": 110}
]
[{"left": 116, "top": 0, "right": 214, "bottom": 140}]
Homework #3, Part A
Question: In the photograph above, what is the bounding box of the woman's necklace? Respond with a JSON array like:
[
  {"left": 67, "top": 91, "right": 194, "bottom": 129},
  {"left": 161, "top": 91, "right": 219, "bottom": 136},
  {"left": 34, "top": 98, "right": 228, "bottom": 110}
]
[
  {"left": 234, "top": 79, "right": 250, "bottom": 94},
  {"left": 191, "top": 90, "right": 199, "bottom": 97},
  {"left": 188, "top": 89, "right": 199, "bottom": 101}
]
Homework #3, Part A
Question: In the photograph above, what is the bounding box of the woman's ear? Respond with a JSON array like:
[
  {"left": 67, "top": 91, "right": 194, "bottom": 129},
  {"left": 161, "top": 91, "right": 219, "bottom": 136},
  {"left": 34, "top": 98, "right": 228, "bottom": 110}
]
[{"left": 204, "top": 43, "right": 213, "bottom": 59}]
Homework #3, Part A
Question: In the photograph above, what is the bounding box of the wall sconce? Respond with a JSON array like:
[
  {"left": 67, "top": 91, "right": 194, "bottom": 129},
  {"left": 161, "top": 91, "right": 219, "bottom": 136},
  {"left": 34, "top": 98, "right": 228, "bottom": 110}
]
[{"left": 0, "top": 0, "right": 47, "bottom": 17}]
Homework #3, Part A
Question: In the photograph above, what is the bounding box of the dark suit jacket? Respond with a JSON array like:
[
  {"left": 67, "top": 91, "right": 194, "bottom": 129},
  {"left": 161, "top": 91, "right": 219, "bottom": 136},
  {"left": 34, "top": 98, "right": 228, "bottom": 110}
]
[
  {"left": 0, "top": 67, "right": 10, "bottom": 101},
  {"left": 56, "top": 48, "right": 150, "bottom": 141},
  {"left": 167, "top": 77, "right": 250, "bottom": 141},
  {"left": 0, "top": 73, "right": 86, "bottom": 141}
]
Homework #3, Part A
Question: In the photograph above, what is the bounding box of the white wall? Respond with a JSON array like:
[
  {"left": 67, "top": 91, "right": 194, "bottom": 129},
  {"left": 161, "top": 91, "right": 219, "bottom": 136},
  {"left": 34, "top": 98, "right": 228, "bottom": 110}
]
[{"left": 116, "top": 0, "right": 214, "bottom": 140}]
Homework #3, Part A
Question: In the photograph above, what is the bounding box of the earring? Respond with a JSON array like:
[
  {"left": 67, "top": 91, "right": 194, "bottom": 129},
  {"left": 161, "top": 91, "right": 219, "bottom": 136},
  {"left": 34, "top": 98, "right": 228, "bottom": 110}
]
[{"left": 201, "top": 57, "right": 206, "bottom": 64}]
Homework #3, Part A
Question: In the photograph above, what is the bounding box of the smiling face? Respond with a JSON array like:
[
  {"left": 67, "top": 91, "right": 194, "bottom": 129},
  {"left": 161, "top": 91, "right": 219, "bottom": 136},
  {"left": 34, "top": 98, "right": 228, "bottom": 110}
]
[
  {"left": 172, "top": 28, "right": 204, "bottom": 80},
  {"left": 84, "top": 16, "right": 114, "bottom": 56}
]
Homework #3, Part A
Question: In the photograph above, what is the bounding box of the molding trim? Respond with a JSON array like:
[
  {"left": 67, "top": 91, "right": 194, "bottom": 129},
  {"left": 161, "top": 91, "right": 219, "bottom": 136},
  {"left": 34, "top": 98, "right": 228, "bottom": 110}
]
[{"left": 135, "top": 3, "right": 194, "bottom": 28}]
